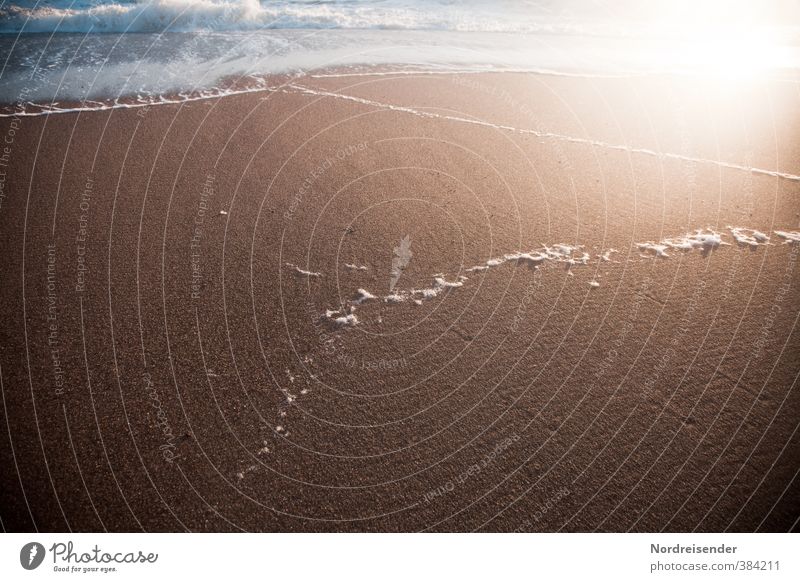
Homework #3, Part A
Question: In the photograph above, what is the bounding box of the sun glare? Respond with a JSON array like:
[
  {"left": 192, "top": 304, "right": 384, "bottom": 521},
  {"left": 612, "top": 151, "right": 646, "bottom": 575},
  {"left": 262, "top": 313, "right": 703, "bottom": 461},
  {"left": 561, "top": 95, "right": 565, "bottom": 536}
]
[
  {"left": 638, "top": 0, "right": 796, "bottom": 78},
  {"left": 664, "top": 33, "right": 791, "bottom": 80}
]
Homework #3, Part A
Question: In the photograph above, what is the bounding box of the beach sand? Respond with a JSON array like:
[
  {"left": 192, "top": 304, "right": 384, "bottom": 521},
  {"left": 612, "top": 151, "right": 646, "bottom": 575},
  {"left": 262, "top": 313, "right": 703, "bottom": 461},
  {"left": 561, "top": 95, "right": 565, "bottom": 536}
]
[{"left": 0, "top": 70, "right": 798, "bottom": 532}]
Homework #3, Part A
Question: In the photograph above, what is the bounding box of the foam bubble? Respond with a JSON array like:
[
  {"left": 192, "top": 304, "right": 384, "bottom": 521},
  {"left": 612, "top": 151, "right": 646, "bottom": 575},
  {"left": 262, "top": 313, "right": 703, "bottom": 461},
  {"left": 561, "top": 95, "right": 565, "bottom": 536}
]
[
  {"left": 352, "top": 289, "right": 377, "bottom": 305},
  {"left": 662, "top": 230, "right": 725, "bottom": 252},
  {"left": 286, "top": 262, "right": 322, "bottom": 277},
  {"left": 543, "top": 244, "right": 590, "bottom": 265},
  {"left": 729, "top": 226, "right": 769, "bottom": 247},
  {"left": 775, "top": 230, "right": 800, "bottom": 243},
  {"left": 466, "top": 243, "right": 588, "bottom": 273},
  {"left": 384, "top": 293, "right": 407, "bottom": 303},
  {"left": 412, "top": 276, "right": 466, "bottom": 300},
  {"left": 638, "top": 229, "right": 725, "bottom": 257},
  {"left": 504, "top": 251, "right": 548, "bottom": 266},
  {"left": 316, "top": 226, "right": 777, "bottom": 330},
  {"left": 637, "top": 242, "right": 670, "bottom": 258},
  {"left": 598, "top": 249, "right": 618, "bottom": 262},
  {"left": 322, "top": 309, "right": 359, "bottom": 327}
]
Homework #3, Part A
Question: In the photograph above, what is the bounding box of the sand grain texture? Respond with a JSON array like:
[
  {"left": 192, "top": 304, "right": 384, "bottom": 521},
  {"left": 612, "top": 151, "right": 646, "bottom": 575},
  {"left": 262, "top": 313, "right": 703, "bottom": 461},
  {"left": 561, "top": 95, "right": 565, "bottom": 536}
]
[{"left": 0, "top": 72, "right": 798, "bottom": 532}]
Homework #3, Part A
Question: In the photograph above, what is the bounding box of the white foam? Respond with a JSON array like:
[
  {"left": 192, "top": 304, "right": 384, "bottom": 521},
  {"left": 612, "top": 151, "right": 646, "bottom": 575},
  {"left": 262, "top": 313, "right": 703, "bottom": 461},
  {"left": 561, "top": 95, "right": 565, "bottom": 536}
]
[
  {"left": 435, "top": 275, "right": 466, "bottom": 288},
  {"left": 638, "top": 229, "right": 725, "bottom": 258},
  {"left": 384, "top": 293, "right": 407, "bottom": 303},
  {"left": 465, "top": 243, "right": 588, "bottom": 274},
  {"left": 9, "top": 75, "right": 799, "bottom": 188},
  {"left": 285, "top": 84, "right": 800, "bottom": 183},
  {"left": 774, "top": 230, "right": 800, "bottom": 243},
  {"left": 414, "top": 275, "right": 466, "bottom": 299},
  {"left": 309, "top": 68, "right": 640, "bottom": 80},
  {"left": 637, "top": 242, "right": 671, "bottom": 258},
  {"left": 316, "top": 226, "right": 778, "bottom": 329},
  {"left": 0, "top": 78, "right": 282, "bottom": 118},
  {"left": 324, "top": 306, "right": 356, "bottom": 325},
  {"left": 729, "top": 226, "right": 770, "bottom": 247},
  {"left": 546, "top": 244, "right": 591, "bottom": 265},
  {"left": 353, "top": 274, "right": 467, "bottom": 312},
  {"left": 664, "top": 230, "right": 725, "bottom": 252},
  {"left": 5, "top": 64, "right": 800, "bottom": 186},
  {"left": 504, "top": 251, "right": 549, "bottom": 266},
  {"left": 598, "top": 249, "right": 618, "bottom": 262},
  {"left": 322, "top": 309, "right": 359, "bottom": 327},
  {"left": 335, "top": 313, "right": 359, "bottom": 326},
  {"left": 286, "top": 262, "right": 322, "bottom": 277},
  {"left": 344, "top": 263, "right": 368, "bottom": 271},
  {"left": 351, "top": 289, "right": 377, "bottom": 305},
  {"left": 382, "top": 276, "right": 467, "bottom": 303}
]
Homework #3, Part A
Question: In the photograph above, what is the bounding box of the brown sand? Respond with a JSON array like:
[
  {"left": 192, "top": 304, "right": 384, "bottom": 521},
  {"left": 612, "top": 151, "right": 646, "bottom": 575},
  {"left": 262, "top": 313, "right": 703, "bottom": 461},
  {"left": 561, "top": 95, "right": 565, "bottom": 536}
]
[{"left": 0, "top": 70, "right": 798, "bottom": 532}]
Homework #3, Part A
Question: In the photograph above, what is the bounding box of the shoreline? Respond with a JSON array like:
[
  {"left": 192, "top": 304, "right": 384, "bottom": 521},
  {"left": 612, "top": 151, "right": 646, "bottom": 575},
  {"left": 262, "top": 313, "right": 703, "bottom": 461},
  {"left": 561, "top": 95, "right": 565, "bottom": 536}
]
[
  {"left": 0, "top": 66, "right": 798, "bottom": 532},
  {"left": 4, "top": 61, "right": 800, "bottom": 118},
  {"left": 3, "top": 66, "right": 799, "bottom": 185}
]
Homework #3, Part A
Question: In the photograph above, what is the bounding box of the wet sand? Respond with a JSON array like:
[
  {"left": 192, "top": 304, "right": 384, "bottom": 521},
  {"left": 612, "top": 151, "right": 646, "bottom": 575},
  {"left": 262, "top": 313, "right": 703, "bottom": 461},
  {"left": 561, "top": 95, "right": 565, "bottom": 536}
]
[{"left": 0, "top": 70, "right": 798, "bottom": 532}]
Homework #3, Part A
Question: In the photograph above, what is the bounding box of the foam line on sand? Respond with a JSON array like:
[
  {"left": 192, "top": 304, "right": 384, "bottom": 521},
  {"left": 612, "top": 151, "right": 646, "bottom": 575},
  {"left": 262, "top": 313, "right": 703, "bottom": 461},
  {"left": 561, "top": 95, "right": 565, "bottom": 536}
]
[{"left": 286, "top": 83, "right": 800, "bottom": 183}]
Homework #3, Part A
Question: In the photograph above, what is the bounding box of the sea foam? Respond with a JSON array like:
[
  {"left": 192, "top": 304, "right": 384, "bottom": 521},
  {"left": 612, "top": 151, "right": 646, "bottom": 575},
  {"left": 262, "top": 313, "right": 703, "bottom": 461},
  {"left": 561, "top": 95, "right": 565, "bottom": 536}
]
[
  {"left": 775, "top": 230, "right": 800, "bottom": 243},
  {"left": 729, "top": 227, "right": 770, "bottom": 247},
  {"left": 300, "top": 226, "right": 785, "bottom": 330},
  {"left": 638, "top": 229, "right": 725, "bottom": 257}
]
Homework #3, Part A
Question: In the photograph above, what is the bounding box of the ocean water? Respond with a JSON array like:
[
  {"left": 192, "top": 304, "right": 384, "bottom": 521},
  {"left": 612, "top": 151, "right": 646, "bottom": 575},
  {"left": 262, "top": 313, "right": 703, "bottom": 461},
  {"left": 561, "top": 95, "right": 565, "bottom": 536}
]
[{"left": 1, "top": 1, "right": 799, "bottom": 112}]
